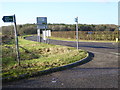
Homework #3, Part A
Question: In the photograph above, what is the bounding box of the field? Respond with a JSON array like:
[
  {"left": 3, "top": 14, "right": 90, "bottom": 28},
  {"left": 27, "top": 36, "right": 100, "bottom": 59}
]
[
  {"left": 51, "top": 31, "right": 119, "bottom": 41},
  {"left": 2, "top": 37, "right": 87, "bottom": 79}
]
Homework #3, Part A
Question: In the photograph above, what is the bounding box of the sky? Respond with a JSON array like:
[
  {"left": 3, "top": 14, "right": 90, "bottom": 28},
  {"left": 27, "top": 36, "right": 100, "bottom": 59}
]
[{"left": 0, "top": 0, "right": 119, "bottom": 26}]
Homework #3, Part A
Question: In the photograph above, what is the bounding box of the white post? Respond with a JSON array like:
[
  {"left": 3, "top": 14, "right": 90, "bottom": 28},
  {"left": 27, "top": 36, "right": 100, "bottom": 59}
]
[
  {"left": 48, "top": 30, "right": 51, "bottom": 44},
  {"left": 45, "top": 25, "right": 47, "bottom": 43},
  {"left": 116, "top": 38, "right": 118, "bottom": 42},
  {"left": 45, "top": 29, "right": 46, "bottom": 43},
  {"left": 37, "top": 29, "right": 40, "bottom": 42}
]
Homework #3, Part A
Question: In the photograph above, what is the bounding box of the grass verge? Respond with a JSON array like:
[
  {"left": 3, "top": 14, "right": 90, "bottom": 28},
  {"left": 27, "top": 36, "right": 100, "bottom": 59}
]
[{"left": 2, "top": 37, "right": 87, "bottom": 79}]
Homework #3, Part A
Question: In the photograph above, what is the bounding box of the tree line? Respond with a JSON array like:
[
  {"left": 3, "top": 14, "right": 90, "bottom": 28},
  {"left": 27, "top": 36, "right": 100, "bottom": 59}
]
[
  {"left": 1, "top": 23, "right": 118, "bottom": 43},
  {"left": 49, "top": 24, "right": 118, "bottom": 31},
  {"left": 2, "top": 23, "right": 118, "bottom": 35}
]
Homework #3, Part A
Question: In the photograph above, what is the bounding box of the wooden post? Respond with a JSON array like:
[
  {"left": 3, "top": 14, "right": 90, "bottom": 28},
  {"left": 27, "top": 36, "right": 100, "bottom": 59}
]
[{"left": 13, "top": 14, "right": 20, "bottom": 66}]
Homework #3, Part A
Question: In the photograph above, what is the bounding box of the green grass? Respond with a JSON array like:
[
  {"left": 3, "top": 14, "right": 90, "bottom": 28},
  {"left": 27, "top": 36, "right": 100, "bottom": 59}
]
[
  {"left": 49, "top": 36, "right": 119, "bottom": 43},
  {"left": 2, "top": 38, "right": 88, "bottom": 78}
]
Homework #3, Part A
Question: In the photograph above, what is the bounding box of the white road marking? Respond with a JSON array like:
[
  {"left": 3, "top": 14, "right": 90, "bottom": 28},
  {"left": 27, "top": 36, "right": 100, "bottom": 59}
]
[
  {"left": 109, "top": 52, "right": 120, "bottom": 56},
  {"left": 88, "top": 51, "right": 119, "bottom": 56},
  {"left": 91, "top": 51, "right": 103, "bottom": 54}
]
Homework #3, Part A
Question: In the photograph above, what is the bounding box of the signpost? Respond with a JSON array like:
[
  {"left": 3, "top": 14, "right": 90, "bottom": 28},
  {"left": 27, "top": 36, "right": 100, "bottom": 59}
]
[
  {"left": 2, "top": 14, "right": 20, "bottom": 66},
  {"left": 2, "top": 16, "right": 14, "bottom": 22},
  {"left": 75, "top": 17, "right": 79, "bottom": 50},
  {"left": 37, "top": 17, "right": 47, "bottom": 25},
  {"left": 36, "top": 17, "right": 48, "bottom": 43}
]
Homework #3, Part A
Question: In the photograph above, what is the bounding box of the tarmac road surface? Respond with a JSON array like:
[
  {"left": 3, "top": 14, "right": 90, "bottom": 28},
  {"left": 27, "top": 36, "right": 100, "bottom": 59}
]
[{"left": 3, "top": 36, "right": 120, "bottom": 88}]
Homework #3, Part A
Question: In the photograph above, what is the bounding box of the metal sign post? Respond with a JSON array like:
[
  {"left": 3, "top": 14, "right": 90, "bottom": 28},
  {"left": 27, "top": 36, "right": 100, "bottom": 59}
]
[
  {"left": 75, "top": 17, "right": 79, "bottom": 50},
  {"left": 44, "top": 26, "right": 46, "bottom": 43},
  {"left": 47, "top": 30, "right": 51, "bottom": 44},
  {"left": 2, "top": 14, "right": 20, "bottom": 66},
  {"left": 37, "top": 29, "right": 40, "bottom": 42}
]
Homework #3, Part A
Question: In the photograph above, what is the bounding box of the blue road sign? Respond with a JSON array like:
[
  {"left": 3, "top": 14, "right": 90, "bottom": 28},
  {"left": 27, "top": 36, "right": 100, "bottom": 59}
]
[
  {"left": 75, "top": 17, "right": 78, "bottom": 22},
  {"left": 37, "top": 17, "right": 47, "bottom": 29},
  {"left": 37, "top": 17, "right": 47, "bottom": 25},
  {"left": 2, "top": 16, "right": 14, "bottom": 22}
]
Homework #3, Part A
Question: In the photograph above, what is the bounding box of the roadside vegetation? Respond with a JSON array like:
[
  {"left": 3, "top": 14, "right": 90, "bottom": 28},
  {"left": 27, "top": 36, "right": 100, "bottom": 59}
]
[
  {"left": 2, "top": 38, "right": 87, "bottom": 78},
  {"left": 1, "top": 23, "right": 119, "bottom": 42},
  {"left": 1, "top": 23, "right": 119, "bottom": 79}
]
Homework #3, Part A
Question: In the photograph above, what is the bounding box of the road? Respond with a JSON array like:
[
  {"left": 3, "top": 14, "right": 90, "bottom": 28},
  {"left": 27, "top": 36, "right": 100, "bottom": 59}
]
[{"left": 3, "top": 36, "right": 120, "bottom": 88}]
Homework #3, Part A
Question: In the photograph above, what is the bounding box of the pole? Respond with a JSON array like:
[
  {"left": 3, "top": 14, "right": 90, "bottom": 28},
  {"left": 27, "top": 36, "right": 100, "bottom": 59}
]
[
  {"left": 40, "top": 30, "right": 42, "bottom": 42},
  {"left": 76, "top": 17, "right": 79, "bottom": 50},
  {"left": 37, "top": 29, "right": 40, "bottom": 42},
  {"left": 13, "top": 14, "right": 20, "bottom": 66},
  {"left": 45, "top": 25, "right": 47, "bottom": 44},
  {"left": 48, "top": 30, "right": 50, "bottom": 44},
  {"left": 37, "top": 29, "right": 38, "bottom": 42}
]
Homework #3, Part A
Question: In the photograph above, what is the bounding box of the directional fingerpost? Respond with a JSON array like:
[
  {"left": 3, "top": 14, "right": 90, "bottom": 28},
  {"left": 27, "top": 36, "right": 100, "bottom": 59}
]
[
  {"left": 2, "top": 15, "right": 20, "bottom": 66},
  {"left": 2, "top": 16, "right": 14, "bottom": 22}
]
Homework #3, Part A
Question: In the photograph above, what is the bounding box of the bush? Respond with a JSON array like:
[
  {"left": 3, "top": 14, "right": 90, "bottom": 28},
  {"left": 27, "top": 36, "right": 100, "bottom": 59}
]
[{"left": 18, "top": 25, "right": 37, "bottom": 35}]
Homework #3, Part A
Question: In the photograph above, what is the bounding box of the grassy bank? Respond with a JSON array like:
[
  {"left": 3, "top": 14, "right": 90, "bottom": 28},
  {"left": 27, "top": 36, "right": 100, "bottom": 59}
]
[
  {"left": 49, "top": 36, "right": 119, "bottom": 43},
  {"left": 2, "top": 38, "right": 87, "bottom": 78}
]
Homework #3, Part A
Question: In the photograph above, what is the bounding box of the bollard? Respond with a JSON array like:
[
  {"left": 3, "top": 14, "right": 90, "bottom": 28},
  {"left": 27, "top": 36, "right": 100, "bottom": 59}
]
[{"left": 116, "top": 38, "right": 118, "bottom": 42}]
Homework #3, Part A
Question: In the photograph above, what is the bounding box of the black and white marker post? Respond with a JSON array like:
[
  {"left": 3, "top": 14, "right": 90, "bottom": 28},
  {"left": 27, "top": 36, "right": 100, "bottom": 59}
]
[
  {"left": 2, "top": 14, "right": 20, "bottom": 66},
  {"left": 75, "top": 17, "right": 79, "bottom": 50}
]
